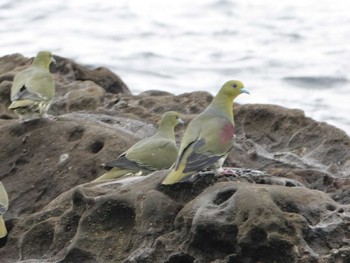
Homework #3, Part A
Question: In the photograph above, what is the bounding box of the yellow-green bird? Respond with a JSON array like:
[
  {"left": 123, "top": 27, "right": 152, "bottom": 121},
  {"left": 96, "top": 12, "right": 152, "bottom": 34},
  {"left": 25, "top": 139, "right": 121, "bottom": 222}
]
[
  {"left": 0, "top": 182, "right": 9, "bottom": 238},
  {"left": 8, "top": 51, "right": 56, "bottom": 121},
  {"left": 162, "top": 80, "right": 249, "bottom": 185},
  {"left": 93, "top": 111, "right": 184, "bottom": 182}
]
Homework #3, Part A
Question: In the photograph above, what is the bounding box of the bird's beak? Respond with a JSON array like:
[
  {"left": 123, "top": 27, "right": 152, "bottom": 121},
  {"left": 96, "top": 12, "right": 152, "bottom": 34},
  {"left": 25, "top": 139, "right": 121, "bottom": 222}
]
[
  {"left": 178, "top": 118, "right": 185, "bottom": 125},
  {"left": 240, "top": 88, "right": 250, "bottom": 94},
  {"left": 51, "top": 56, "right": 57, "bottom": 65}
]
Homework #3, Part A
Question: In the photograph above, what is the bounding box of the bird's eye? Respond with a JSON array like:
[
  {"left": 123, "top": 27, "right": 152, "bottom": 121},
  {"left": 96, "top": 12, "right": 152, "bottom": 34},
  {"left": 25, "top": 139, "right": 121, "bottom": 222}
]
[
  {"left": 232, "top": 84, "right": 237, "bottom": 88},
  {"left": 176, "top": 116, "right": 179, "bottom": 119}
]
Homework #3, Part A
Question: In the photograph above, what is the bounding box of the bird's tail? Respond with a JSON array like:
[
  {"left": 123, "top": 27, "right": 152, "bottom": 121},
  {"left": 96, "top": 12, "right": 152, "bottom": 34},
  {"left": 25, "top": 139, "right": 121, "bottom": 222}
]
[
  {"left": 162, "top": 166, "right": 189, "bottom": 185},
  {"left": 8, "top": 99, "right": 34, "bottom": 110},
  {"left": 0, "top": 215, "right": 7, "bottom": 238},
  {"left": 92, "top": 168, "right": 133, "bottom": 182}
]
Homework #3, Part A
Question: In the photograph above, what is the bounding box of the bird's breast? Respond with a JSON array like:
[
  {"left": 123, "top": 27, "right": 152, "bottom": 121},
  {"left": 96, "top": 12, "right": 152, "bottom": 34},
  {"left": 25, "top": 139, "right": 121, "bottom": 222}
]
[{"left": 220, "top": 122, "right": 234, "bottom": 144}]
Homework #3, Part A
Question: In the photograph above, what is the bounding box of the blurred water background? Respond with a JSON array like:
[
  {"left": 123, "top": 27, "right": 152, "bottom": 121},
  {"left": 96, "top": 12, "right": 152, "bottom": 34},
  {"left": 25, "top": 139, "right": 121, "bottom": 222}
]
[{"left": 0, "top": 0, "right": 349, "bottom": 134}]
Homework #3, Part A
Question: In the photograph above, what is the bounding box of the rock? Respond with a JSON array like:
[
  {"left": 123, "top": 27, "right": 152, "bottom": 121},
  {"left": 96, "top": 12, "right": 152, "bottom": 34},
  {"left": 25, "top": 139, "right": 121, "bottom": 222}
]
[
  {"left": 0, "top": 53, "right": 350, "bottom": 262},
  {"left": 52, "top": 55, "right": 130, "bottom": 95},
  {"left": 0, "top": 114, "right": 155, "bottom": 219},
  {"left": 2, "top": 171, "right": 350, "bottom": 262},
  {"left": 0, "top": 53, "right": 30, "bottom": 75},
  {"left": 63, "top": 81, "right": 106, "bottom": 112},
  {"left": 230, "top": 104, "right": 350, "bottom": 204}
]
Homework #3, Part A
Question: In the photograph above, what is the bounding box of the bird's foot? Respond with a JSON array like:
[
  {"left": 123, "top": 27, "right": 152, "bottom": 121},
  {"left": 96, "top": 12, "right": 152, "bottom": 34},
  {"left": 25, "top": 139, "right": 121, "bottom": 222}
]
[
  {"left": 44, "top": 114, "right": 57, "bottom": 121},
  {"left": 218, "top": 167, "right": 239, "bottom": 177}
]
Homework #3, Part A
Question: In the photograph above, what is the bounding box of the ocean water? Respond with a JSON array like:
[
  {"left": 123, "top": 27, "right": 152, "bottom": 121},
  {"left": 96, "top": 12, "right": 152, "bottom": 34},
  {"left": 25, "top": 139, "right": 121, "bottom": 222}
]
[{"left": 0, "top": 0, "right": 349, "bottom": 134}]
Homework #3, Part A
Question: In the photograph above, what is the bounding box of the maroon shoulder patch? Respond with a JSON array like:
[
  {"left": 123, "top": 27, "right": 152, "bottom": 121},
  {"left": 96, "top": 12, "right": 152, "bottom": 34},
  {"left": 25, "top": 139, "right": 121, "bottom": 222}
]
[{"left": 220, "top": 122, "right": 234, "bottom": 144}]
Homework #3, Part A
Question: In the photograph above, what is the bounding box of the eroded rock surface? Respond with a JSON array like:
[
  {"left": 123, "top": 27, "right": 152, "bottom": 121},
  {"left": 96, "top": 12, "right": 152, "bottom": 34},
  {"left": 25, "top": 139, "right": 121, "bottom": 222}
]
[{"left": 0, "top": 53, "right": 349, "bottom": 262}]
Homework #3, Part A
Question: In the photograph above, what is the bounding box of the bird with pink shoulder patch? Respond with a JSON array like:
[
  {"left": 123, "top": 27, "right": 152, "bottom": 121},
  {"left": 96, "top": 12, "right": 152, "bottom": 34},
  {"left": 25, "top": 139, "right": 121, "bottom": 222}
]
[{"left": 162, "top": 80, "right": 249, "bottom": 185}]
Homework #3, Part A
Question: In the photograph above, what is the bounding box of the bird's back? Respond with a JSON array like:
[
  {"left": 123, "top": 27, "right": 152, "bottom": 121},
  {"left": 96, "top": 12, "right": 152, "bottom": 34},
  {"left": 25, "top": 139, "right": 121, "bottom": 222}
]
[
  {"left": 11, "top": 67, "right": 33, "bottom": 99},
  {"left": 12, "top": 66, "right": 54, "bottom": 101},
  {"left": 126, "top": 136, "right": 178, "bottom": 170}
]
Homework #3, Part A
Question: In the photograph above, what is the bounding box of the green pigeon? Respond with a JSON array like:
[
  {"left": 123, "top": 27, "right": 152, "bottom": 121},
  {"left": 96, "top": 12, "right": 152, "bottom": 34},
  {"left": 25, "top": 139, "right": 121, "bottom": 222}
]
[
  {"left": 8, "top": 51, "right": 56, "bottom": 121},
  {"left": 0, "top": 182, "right": 9, "bottom": 238},
  {"left": 93, "top": 111, "right": 184, "bottom": 182},
  {"left": 162, "top": 80, "right": 249, "bottom": 185}
]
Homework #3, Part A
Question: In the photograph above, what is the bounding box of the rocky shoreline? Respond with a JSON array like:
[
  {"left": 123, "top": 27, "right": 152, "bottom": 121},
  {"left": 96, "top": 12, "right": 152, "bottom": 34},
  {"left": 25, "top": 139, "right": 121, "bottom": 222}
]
[{"left": 0, "top": 54, "right": 350, "bottom": 262}]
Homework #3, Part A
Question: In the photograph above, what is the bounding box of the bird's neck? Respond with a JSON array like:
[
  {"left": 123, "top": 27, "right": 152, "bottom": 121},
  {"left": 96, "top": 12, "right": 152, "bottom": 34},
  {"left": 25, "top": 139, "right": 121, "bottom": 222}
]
[
  {"left": 32, "top": 59, "right": 50, "bottom": 69},
  {"left": 209, "top": 93, "right": 236, "bottom": 120},
  {"left": 156, "top": 123, "right": 176, "bottom": 139}
]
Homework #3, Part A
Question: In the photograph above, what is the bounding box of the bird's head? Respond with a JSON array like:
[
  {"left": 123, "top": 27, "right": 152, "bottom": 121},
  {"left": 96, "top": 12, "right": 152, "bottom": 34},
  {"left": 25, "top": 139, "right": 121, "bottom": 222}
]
[
  {"left": 159, "top": 111, "right": 184, "bottom": 128},
  {"left": 33, "top": 51, "right": 55, "bottom": 68},
  {"left": 219, "top": 80, "right": 249, "bottom": 99}
]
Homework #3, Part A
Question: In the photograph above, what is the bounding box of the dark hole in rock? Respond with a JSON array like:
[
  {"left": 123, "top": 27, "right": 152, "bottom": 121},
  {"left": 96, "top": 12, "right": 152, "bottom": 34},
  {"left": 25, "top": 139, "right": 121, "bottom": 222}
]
[
  {"left": 325, "top": 203, "right": 337, "bottom": 211},
  {"left": 90, "top": 168, "right": 98, "bottom": 176},
  {"left": 81, "top": 200, "right": 135, "bottom": 232},
  {"left": 241, "top": 239, "right": 295, "bottom": 263},
  {"left": 0, "top": 114, "right": 12, "bottom": 120},
  {"left": 67, "top": 127, "right": 85, "bottom": 142},
  {"left": 191, "top": 224, "right": 238, "bottom": 255},
  {"left": 239, "top": 210, "right": 249, "bottom": 222},
  {"left": 275, "top": 201, "right": 299, "bottom": 214},
  {"left": 273, "top": 121, "right": 281, "bottom": 131},
  {"left": 58, "top": 247, "right": 96, "bottom": 263},
  {"left": 10, "top": 167, "right": 17, "bottom": 174},
  {"left": 249, "top": 226, "right": 268, "bottom": 243},
  {"left": 72, "top": 190, "right": 87, "bottom": 208},
  {"left": 255, "top": 177, "right": 266, "bottom": 184},
  {"left": 89, "top": 140, "right": 104, "bottom": 154},
  {"left": 101, "top": 118, "right": 113, "bottom": 124},
  {"left": 62, "top": 213, "right": 81, "bottom": 233},
  {"left": 323, "top": 175, "right": 334, "bottom": 186},
  {"left": 165, "top": 252, "right": 195, "bottom": 263},
  {"left": 15, "top": 156, "right": 28, "bottom": 166},
  {"left": 213, "top": 189, "right": 236, "bottom": 205},
  {"left": 285, "top": 180, "right": 297, "bottom": 187}
]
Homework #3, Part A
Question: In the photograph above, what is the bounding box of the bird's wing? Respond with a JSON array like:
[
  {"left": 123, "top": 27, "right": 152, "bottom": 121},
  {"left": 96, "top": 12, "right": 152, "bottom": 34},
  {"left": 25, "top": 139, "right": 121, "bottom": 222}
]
[
  {"left": 179, "top": 116, "right": 235, "bottom": 173},
  {"left": 173, "top": 115, "right": 202, "bottom": 168},
  {"left": 182, "top": 138, "right": 224, "bottom": 173},
  {"left": 11, "top": 67, "right": 54, "bottom": 101},
  {"left": 0, "top": 182, "right": 8, "bottom": 212},
  {"left": 105, "top": 138, "right": 178, "bottom": 172},
  {"left": 104, "top": 154, "right": 146, "bottom": 171},
  {"left": 126, "top": 138, "right": 178, "bottom": 170},
  {"left": 11, "top": 69, "right": 31, "bottom": 100}
]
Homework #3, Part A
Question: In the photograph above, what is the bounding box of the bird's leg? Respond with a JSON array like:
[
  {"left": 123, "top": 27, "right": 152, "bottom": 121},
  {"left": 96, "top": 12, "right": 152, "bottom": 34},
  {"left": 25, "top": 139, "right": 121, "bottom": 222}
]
[
  {"left": 133, "top": 171, "right": 143, "bottom": 176},
  {"left": 22, "top": 134, "right": 30, "bottom": 144},
  {"left": 213, "top": 155, "right": 230, "bottom": 175}
]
